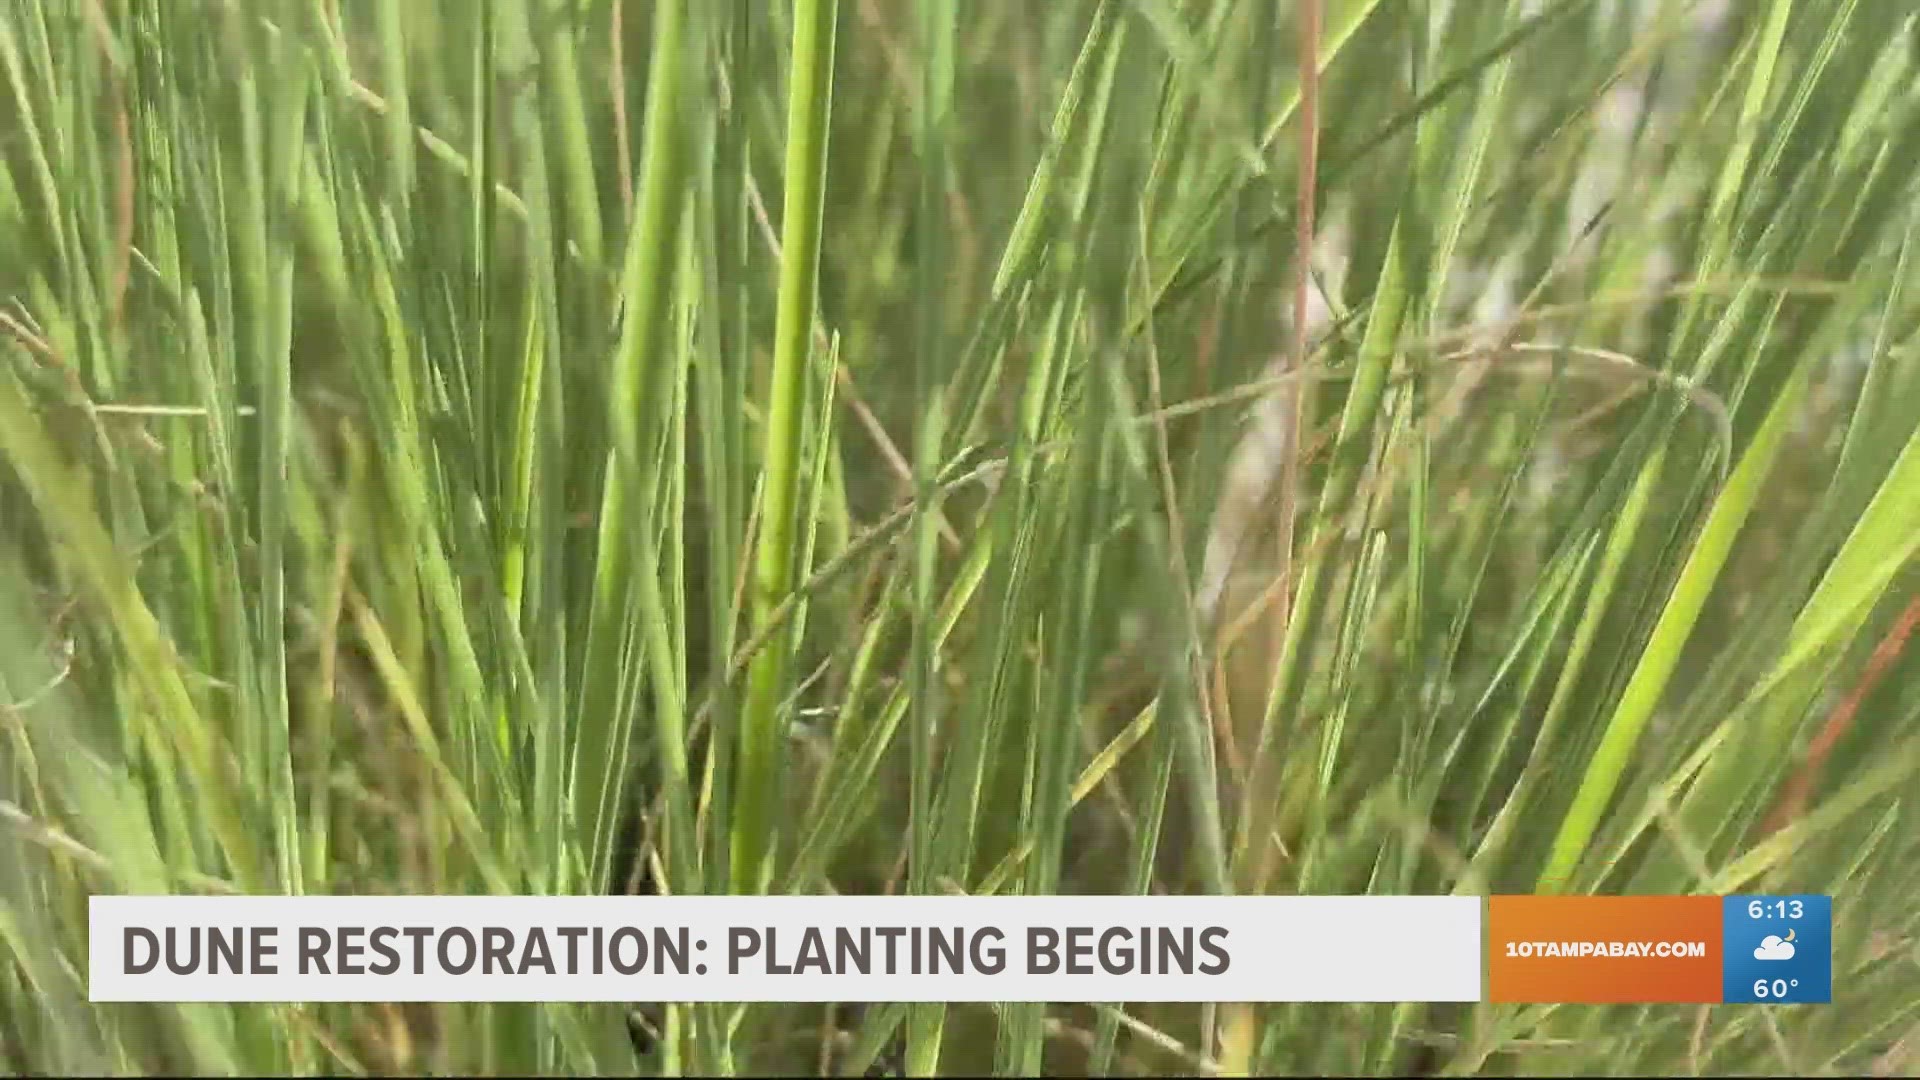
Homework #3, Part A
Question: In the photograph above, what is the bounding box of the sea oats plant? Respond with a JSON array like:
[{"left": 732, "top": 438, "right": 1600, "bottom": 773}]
[{"left": 3, "top": 0, "right": 1919, "bottom": 1074}]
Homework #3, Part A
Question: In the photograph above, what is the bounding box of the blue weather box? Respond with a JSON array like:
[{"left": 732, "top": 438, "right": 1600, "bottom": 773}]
[{"left": 1722, "top": 895, "right": 1832, "bottom": 1004}]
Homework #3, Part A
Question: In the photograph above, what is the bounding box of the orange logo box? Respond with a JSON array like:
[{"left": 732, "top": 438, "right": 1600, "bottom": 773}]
[{"left": 1487, "top": 896, "right": 1723, "bottom": 1004}]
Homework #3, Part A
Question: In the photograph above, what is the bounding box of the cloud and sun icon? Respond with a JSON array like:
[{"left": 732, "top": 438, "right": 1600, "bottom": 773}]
[{"left": 1754, "top": 929, "right": 1797, "bottom": 961}]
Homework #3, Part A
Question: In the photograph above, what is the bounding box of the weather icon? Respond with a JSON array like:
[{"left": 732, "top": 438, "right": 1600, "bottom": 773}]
[{"left": 1754, "top": 929, "right": 1797, "bottom": 961}]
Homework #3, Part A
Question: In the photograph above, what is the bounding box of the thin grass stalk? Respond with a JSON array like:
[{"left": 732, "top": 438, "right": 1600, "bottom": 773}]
[
  {"left": 574, "top": 0, "right": 692, "bottom": 893},
  {"left": 907, "top": 0, "right": 958, "bottom": 1067},
  {"left": 732, "top": 0, "right": 841, "bottom": 895}
]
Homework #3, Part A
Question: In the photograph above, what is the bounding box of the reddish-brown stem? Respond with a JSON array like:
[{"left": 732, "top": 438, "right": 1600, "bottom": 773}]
[{"left": 1758, "top": 592, "right": 1920, "bottom": 839}]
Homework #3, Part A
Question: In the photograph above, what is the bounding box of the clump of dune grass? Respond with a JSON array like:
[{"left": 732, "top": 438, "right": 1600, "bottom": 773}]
[{"left": 3, "top": 0, "right": 1919, "bottom": 1075}]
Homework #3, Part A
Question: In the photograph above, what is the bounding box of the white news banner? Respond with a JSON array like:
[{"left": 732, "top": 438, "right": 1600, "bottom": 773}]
[{"left": 90, "top": 894, "right": 1483, "bottom": 1003}]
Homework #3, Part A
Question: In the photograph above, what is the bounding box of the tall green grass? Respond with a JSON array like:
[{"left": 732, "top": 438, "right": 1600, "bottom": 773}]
[{"left": 3, "top": 0, "right": 1919, "bottom": 1074}]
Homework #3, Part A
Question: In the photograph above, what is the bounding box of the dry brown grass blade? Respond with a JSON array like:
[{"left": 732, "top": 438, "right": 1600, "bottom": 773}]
[
  {"left": 1756, "top": 592, "right": 1920, "bottom": 840},
  {"left": 1216, "top": 0, "right": 1322, "bottom": 1071}
]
